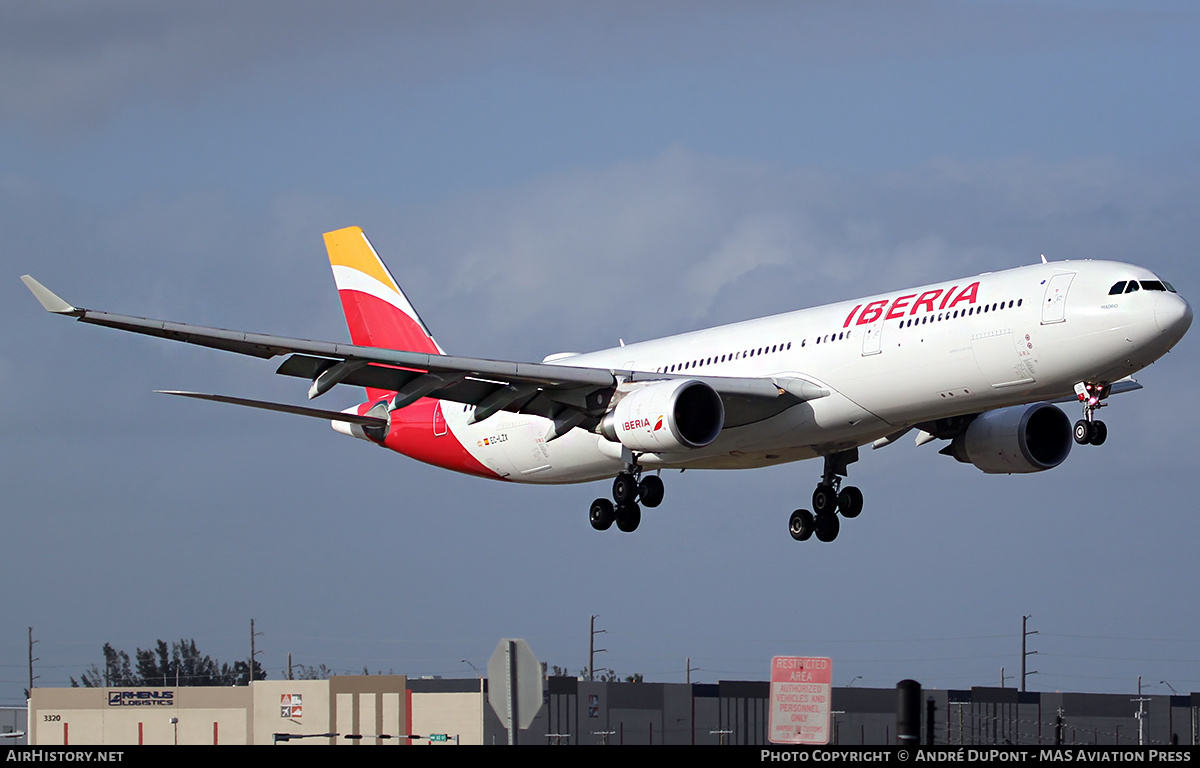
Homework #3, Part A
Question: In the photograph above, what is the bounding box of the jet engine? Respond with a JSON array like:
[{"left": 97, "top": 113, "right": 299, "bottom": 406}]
[
  {"left": 600, "top": 379, "right": 724, "bottom": 453},
  {"left": 942, "top": 402, "right": 1072, "bottom": 474}
]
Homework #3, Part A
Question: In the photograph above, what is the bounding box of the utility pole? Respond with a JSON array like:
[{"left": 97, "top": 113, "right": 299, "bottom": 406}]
[
  {"left": 249, "top": 619, "right": 263, "bottom": 685},
  {"left": 1133, "top": 676, "right": 1151, "bottom": 746},
  {"left": 1022, "top": 615, "right": 1039, "bottom": 692},
  {"left": 588, "top": 615, "right": 607, "bottom": 682},
  {"left": 686, "top": 657, "right": 699, "bottom": 684},
  {"left": 27, "top": 627, "right": 39, "bottom": 696}
]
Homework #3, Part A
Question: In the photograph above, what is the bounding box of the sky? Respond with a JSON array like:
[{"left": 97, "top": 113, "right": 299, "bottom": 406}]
[{"left": 2, "top": 1, "right": 1199, "bottom": 706}]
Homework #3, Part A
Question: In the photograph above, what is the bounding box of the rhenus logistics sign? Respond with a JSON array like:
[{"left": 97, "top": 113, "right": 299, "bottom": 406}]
[{"left": 768, "top": 656, "right": 832, "bottom": 744}]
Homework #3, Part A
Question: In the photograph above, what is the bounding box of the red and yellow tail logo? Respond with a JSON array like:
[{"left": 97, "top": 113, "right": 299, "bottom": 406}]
[{"left": 324, "top": 226, "right": 444, "bottom": 356}]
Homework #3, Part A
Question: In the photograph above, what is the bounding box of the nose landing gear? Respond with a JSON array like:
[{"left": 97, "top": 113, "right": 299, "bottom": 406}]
[
  {"left": 1073, "top": 381, "right": 1110, "bottom": 446},
  {"left": 589, "top": 457, "right": 664, "bottom": 533},
  {"left": 788, "top": 448, "right": 862, "bottom": 542}
]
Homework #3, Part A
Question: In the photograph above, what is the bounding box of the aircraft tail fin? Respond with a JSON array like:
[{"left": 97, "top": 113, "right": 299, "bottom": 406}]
[{"left": 324, "top": 226, "right": 444, "bottom": 357}]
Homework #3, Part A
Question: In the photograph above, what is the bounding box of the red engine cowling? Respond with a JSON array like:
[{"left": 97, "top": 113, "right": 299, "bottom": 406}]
[
  {"left": 600, "top": 379, "right": 725, "bottom": 453},
  {"left": 944, "top": 403, "right": 1072, "bottom": 473}
]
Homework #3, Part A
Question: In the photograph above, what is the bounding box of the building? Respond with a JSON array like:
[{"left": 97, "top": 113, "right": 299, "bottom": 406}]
[{"left": 25, "top": 676, "right": 1200, "bottom": 746}]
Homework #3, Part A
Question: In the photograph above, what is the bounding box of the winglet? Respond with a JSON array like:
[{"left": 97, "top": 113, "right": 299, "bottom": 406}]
[{"left": 20, "top": 275, "right": 82, "bottom": 316}]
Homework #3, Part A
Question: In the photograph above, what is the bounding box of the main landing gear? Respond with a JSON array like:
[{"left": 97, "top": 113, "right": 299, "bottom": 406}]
[
  {"left": 590, "top": 459, "right": 664, "bottom": 534},
  {"left": 789, "top": 448, "right": 863, "bottom": 543},
  {"left": 1072, "top": 381, "right": 1110, "bottom": 446}
]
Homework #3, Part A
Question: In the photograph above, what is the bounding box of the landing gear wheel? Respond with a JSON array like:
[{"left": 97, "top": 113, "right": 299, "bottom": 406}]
[
  {"left": 589, "top": 499, "right": 615, "bottom": 531},
  {"left": 789, "top": 509, "right": 815, "bottom": 541},
  {"left": 615, "top": 502, "right": 641, "bottom": 533},
  {"left": 638, "top": 475, "right": 665, "bottom": 508},
  {"left": 814, "top": 512, "right": 840, "bottom": 543},
  {"left": 812, "top": 484, "right": 839, "bottom": 516},
  {"left": 1074, "top": 381, "right": 1112, "bottom": 446},
  {"left": 837, "top": 486, "right": 864, "bottom": 519},
  {"left": 612, "top": 473, "right": 638, "bottom": 505}
]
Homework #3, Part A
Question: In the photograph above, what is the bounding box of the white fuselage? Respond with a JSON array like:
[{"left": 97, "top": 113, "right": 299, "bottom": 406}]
[{"left": 434, "top": 260, "right": 1190, "bottom": 483}]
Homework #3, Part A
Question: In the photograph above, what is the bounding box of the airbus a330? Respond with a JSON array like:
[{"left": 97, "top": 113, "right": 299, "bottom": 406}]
[{"left": 23, "top": 227, "right": 1192, "bottom": 541}]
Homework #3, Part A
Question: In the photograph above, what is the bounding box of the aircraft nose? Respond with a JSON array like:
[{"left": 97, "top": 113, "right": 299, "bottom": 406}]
[{"left": 1155, "top": 293, "right": 1193, "bottom": 340}]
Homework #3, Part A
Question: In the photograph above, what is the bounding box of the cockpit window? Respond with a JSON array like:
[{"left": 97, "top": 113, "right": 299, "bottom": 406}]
[
  {"left": 1140, "top": 280, "right": 1167, "bottom": 292},
  {"left": 1109, "top": 281, "right": 1127, "bottom": 295},
  {"left": 1163, "top": 281, "right": 1177, "bottom": 293},
  {"left": 1124, "top": 281, "right": 1140, "bottom": 294}
]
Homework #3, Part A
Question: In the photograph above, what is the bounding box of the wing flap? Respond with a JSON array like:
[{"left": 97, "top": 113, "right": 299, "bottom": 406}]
[{"left": 276, "top": 354, "right": 427, "bottom": 393}]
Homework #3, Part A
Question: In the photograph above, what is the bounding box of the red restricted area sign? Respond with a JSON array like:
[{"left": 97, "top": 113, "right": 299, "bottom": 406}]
[{"left": 768, "top": 656, "right": 832, "bottom": 745}]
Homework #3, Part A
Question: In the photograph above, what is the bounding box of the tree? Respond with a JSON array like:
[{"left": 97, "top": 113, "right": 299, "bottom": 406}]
[
  {"left": 72, "top": 639, "right": 265, "bottom": 687},
  {"left": 572, "top": 667, "right": 642, "bottom": 683},
  {"left": 228, "top": 659, "right": 266, "bottom": 686},
  {"left": 71, "top": 643, "right": 135, "bottom": 687},
  {"left": 292, "top": 663, "right": 332, "bottom": 680}
]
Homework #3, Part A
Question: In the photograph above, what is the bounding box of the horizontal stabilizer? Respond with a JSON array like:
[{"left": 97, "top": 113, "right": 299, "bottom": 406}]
[{"left": 156, "top": 391, "right": 388, "bottom": 426}]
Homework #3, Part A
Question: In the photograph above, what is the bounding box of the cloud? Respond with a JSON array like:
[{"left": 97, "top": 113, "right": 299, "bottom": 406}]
[
  {"left": 364, "top": 148, "right": 1200, "bottom": 360},
  {"left": 682, "top": 213, "right": 800, "bottom": 318},
  {"left": 9, "top": 145, "right": 1197, "bottom": 369},
  {"left": 2, "top": 2, "right": 1179, "bottom": 134}
]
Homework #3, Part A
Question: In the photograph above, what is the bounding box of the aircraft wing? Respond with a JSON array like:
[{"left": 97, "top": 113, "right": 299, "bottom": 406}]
[{"left": 22, "top": 276, "right": 824, "bottom": 431}]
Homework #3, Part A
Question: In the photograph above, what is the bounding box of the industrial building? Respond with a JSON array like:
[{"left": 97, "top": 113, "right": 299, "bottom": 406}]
[
  {"left": 28, "top": 676, "right": 481, "bottom": 746},
  {"left": 22, "top": 676, "right": 1199, "bottom": 745}
]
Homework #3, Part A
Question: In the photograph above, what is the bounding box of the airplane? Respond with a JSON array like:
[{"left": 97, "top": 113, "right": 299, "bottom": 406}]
[{"left": 22, "top": 226, "right": 1192, "bottom": 542}]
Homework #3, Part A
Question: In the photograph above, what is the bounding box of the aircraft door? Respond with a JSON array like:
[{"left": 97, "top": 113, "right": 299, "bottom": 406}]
[
  {"left": 432, "top": 400, "right": 448, "bottom": 436},
  {"left": 1041, "top": 272, "right": 1075, "bottom": 324},
  {"left": 861, "top": 320, "right": 883, "bottom": 356}
]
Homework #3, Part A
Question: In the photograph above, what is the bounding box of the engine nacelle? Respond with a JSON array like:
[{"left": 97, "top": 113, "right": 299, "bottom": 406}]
[
  {"left": 944, "top": 403, "right": 1072, "bottom": 474},
  {"left": 600, "top": 379, "right": 724, "bottom": 453}
]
